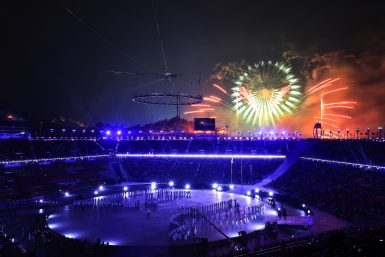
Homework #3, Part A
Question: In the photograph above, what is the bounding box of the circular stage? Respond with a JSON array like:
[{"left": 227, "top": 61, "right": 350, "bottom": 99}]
[{"left": 47, "top": 189, "right": 286, "bottom": 246}]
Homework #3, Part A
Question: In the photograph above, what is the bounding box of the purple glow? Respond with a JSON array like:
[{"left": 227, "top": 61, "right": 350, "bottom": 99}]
[
  {"left": 116, "top": 153, "right": 286, "bottom": 159},
  {"left": 300, "top": 157, "right": 385, "bottom": 170},
  {"left": 0, "top": 154, "right": 110, "bottom": 165}
]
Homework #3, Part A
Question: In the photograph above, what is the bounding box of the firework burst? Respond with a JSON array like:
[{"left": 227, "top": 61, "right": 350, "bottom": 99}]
[{"left": 231, "top": 61, "right": 302, "bottom": 126}]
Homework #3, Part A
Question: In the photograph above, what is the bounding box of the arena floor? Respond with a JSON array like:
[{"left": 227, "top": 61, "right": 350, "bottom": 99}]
[{"left": 47, "top": 189, "right": 297, "bottom": 246}]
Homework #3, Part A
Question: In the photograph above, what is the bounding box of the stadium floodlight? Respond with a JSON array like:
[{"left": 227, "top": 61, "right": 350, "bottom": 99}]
[
  {"left": 99, "top": 185, "right": 104, "bottom": 191},
  {"left": 94, "top": 190, "right": 98, "bottom": 195},
  {"left": 64, "top": 192, "right": 70, "bottom": 197},
  {"left": 168, "top": 181, "right": 175, "bottom": 187},
  {"left": 246, "top": 191, "right": 251, "bottom": 196},
  {"left": 269, "top": 191, "right": 274, "bottom": 197},
  {"left": 39, "top": 199, "right": 43, "bottom": 203},
  {"left": 117, "top": 130, "right": 122, "bottom": 135},
  {"left": 212, "top": 183, "right": 218, "bottom": 189},
  {"left": 106, "top": 130, "right": 111, "bottom": 135},
  {"left": 185, "top": 184, "right": 191, "bottom": 190},
  {"left": 255, "top": 188, "right": 259, "bottom": 193},
  {"left": 229, "top": 184, "right": 235, "bottom": 189},
  {"left": 151, "top": 182, "right": 157, "bottom": 190},
  {"left": 217, "top": 186, "right": 223, "bottom": 191},
  {"left": 302, "top": 203, "right": 306, "bottom": 208},
  {"left": 123, "top": 186, "right": 128, "bottom": 191}
]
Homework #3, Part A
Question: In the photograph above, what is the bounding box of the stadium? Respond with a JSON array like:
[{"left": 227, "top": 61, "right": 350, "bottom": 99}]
[
  {"left": 2, "top": 1, "right": 385, "bottom": 257},
  {"left": 1, "top": 125, "right": 385, "bottom": 256}
]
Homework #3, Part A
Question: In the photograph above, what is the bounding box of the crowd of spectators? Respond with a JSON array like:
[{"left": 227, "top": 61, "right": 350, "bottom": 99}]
[
  {"left": 0, "top": 139, "right": 106, "bottom": 161},
  {"left": 1, "top": 138, "right": 385, "bottom": 256},
  {"left": 269, "top": 160, "right": 385, "bottom": 221},
  {"left": 116, "top": 139, "right": 290, "bottom": 155},
  {"left": 301, "top": 140, "right": 385, "bottom": 165},
  {"left": 0, "top": 160, "right": 117, "bottom": 208},
  {"left": 120, "top": 158, "right": 283, "bottom": 187},
  {"left": 248, "top": 225, "right": 385, "bottom": 257}
]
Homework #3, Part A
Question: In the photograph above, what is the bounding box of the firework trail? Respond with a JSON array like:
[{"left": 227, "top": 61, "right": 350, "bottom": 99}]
[{"left": 185, "top": 60, "right": 356, "bottom": 136}]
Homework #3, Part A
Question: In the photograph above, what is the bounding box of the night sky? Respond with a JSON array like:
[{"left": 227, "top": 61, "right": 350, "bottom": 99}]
[{"left": 2, "top": 1, "right": 385, "bottom": 127}]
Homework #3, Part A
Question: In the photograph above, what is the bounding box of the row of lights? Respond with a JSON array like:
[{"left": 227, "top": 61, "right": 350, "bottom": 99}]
[
  {"left": 0, "top": 154, "right": 110, "bottom": 165},
  {"left": 300, "top": 157, "right": 385, "bottom": 171},
  {"left": 246, "top": 188, "right": 274, "bottom": 197}
]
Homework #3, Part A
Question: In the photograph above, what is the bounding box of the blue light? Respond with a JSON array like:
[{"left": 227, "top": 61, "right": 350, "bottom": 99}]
[
  {"left": 106, "top": 130, "right": 111, "bottom": 135},
  {"left": 212, "top": 183, "right": 218, "bottom": 189},
  {"left": 300, "top": 157, "right": 385, "bottom": 171},
  {"left": 123, "top": 186, "right": 128, "bottom": 191},
  {"left": 168, "top": 181, "right": 174, "bottom": 187},
  {"left": 185, "top": 184, "right": 191, "bottom": 190},
  {"left": 116, "top": 153, "right": 286, "bottom": 160},
  {"left": 117, "top": 130, "right": 122, "bottom": 135}
]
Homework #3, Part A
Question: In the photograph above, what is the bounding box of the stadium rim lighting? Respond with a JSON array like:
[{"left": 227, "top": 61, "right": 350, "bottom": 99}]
[
  {"left": 116, "top": 153, "right": 286, "bottom": 159},
  {"left": 300, "top": 157, "right": 385, "bottom": 171}
]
